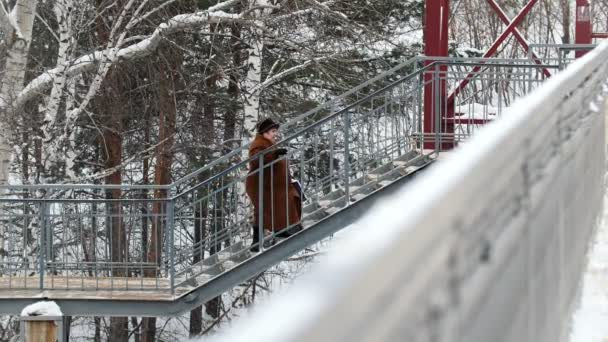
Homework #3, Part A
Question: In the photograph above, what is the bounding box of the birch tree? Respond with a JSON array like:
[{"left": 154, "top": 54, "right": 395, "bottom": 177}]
[
  {"left": 0, "top": 0, "right": 38, "bottom": 182},
  {"left": 0, "top": 0, "right": 38, "bottom": 273}
]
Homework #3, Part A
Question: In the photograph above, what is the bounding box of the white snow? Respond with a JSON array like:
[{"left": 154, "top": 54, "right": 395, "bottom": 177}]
[
  {"left": 569, "top": 189, "right": 608, "bottom": 341},
  {"left": 455, "top": 103, "right": 502, "bottom": 119},
  {"left": 20, "top": 301, "right": 63, "bottom": 317}
]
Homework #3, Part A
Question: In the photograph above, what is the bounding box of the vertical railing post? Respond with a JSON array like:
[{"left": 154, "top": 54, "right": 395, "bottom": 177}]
[
  {"left": 433, "top": 64, "right": 441, "bottom": 154},
  {"left": 38, "top": 201, "right": 47, "bottom": 290},
  {"left": 45, "top": 202, "right": 52, "bottom": 269},
  {"left": 343, "top": 112, "right": 351, "bottom": 205},
  {"left": 257, "top": 154, "right": 265, "bottom": 251},
  {"left": 167, "top": 197, "right": 175, "bottom": 294},
  {"left": 527, "top": 64, "right": 534, "bottom": 94},
  {"left": 417, "top": 70, "right": 424, "bottom": 148}
]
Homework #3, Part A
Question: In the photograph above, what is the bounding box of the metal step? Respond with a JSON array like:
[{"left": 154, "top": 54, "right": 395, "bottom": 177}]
[{"left": 181, "top": 151, "right": 431, "bottom": 297}]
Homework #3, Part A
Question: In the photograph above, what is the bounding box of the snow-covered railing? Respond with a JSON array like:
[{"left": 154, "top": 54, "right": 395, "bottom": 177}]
[
  {"left": 211, "top": 43, "right": 608, "bottom": 342},
  {"left": 528, "top": 43, "right": 597, "bottom": 70}
]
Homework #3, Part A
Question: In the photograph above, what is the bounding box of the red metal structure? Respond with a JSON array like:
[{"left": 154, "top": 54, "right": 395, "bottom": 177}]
[
  {"left": 575, "top": 0, "right": 608, "bottom": 56},
  {"left": 575, "top": 0, "right": 592, "bottom": 57},
  {"left": 423, "top": 0, "right": 551, "bottom": 150},
  {"left": 423, "top": 0, "right": 608, "bottom": 150},
  {"left": 423, "top": 0, "right": 450, "bottom": 149}
]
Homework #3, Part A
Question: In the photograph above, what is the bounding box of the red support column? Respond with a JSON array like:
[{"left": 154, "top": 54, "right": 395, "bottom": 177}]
[
  {"left": 423, "top": 0, "right": 450, "bottom": 150},
  {"left": 575, "top": 0, "right": 592, "bottom": 57}
]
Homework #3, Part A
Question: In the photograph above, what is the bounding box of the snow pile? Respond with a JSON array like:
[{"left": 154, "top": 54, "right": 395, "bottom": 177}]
[
  {"left": 455, "top": 47, "right": 484, "bottom": 58},
  {"left": 20, "top": 301, "right": 62, "bottom": 317},
  {"left": 569, "top": 189, "right": 608, "bottom": 341},
  {"left": 455, "top": 103, "right": 502, "bottom": 119}
]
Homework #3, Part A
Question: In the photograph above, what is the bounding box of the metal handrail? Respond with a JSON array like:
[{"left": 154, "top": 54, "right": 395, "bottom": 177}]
[
  {"left": 0, "top": 57, "right": 559, "bottom": 195},
  {"left": 175, "top": 58, "right": 559, "bottom": 199},
  {"left": 172, "top": 62, "right": 438, "bottom": 199},
  {"left": 169, "top": 55, "right": 424, "bottom": 189}
]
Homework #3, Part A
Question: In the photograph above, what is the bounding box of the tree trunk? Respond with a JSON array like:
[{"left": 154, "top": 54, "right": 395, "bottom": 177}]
[
  {"left": 105, "top": 101, "right": 128, "bottom": 342},
  {"left": 94, "top": 0, "right": 128, "bottom": 339},
  {"left": 203, "top": 72, "right": 222, "bottom": 319},
  {"left": 94, "top": 317, "right": 101, "bottom": 342},
  {"left": 63, "top": 316, "right": 71, "bottom": 341},
  {"left": 242, "top": 0, "right": 273, "bottom": 154},
  {"left": 0, "top": 0, "right": 39, "bottom": 271},
  {"left": 561, "top": 0, "right": 570, "bottom": 43},
  {"left": 103, "top": 68, "right": 127, "bottom": 342},
  {"left": 131, "top": 317, "right": 141, "bottom": 342},
  {"left": 189, "top": 182, "right": 208, "bottom": 337},
  {"left": 189, "top": 304, "right": 203, "bottom": 337},
  {"left": 224, "top": 22, "right": 242, "bottom": 153},
  {"left": 142, "top": 48, "right": 180, "bottom": 342},
  {"left": 42, "top": 0, "right": 74, "bottom": 178}
]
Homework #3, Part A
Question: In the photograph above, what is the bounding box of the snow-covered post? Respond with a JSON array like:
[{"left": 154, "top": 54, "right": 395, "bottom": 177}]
[{"left": 20, "top": 301, "right": 63, "bottom": 342}]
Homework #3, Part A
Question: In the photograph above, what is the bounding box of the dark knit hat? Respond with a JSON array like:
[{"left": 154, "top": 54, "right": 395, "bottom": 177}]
[{"left": 257, "top": 118, "right": 280, "bottom": 134}]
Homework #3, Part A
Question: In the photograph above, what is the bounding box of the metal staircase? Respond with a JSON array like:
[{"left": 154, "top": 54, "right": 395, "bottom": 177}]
[{"left": 0, "top": 56, "right": 555, "bottom": 316}]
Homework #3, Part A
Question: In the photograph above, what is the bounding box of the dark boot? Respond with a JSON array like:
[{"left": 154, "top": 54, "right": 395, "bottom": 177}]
[
  {"left": 263, "top": 236, "right": 276, "bottom": 249},
  {"left": 276, "top": 223, "right": 303, "bottom": 239}
]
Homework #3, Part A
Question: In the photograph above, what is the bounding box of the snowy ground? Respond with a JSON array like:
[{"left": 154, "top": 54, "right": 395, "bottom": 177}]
[{"left": 569, "top": 189, "right": 608, "bottom": 341}]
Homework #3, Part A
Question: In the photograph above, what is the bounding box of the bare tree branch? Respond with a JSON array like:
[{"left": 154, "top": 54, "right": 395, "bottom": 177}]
[
  {"left": 0, "top": 0, "right": 11, "bottom": 37},
  {"left": 5, "top": 0, "right": 244, "bottom": 111}
]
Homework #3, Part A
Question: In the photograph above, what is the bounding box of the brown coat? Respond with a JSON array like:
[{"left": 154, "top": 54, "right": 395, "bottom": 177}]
[{"left": 245, "top": 134, "right": 301, "bottom": 232}]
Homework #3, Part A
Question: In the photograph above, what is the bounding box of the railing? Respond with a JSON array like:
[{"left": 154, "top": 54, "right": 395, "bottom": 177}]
[
  {"left": 0, "top": 186, "right": 172, "bottom": 292},
  {"left": 528, "top": 43, "right": 598, "bottom": 69},
  {"left": 209, "top": 43, "right": 608, "bottom": 342},
  {"left": 0, "top": 57, "right": 559, "bottom": 295},
  {"left": 423, "top": 57, "right": 554, "bottom": 145}
]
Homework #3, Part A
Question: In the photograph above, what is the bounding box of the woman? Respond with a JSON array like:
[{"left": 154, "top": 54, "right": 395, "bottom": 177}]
[{"left": 245, "top": 118, "right": 302, "bottom": 252}]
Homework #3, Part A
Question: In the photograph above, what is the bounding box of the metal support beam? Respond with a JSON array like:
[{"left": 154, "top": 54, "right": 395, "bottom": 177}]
[
  {"left": 575, "top": 0, "right": 592, "bottom": 57},
  {"left": 448, "top": 0, "right": 540, "bottom": 104},
  {"left": 422, "top": 0, "right": 541, "bottom": 151},
  {"left": 484, "top": 0, "right": 551, "bottom": 78},
  {"left": 423, "top": 0, "right": 450, "bottom": 150},
  {"left": 592, "top": 32, "right": 608, "bottom": 38}
]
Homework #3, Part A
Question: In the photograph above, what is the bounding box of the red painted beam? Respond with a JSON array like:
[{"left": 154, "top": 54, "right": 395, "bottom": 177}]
[
  {"left": 423, "top": 0, "right": 451, "bottom": 150},
  {"left": 592, "top": 32, "right": 608, "bottom": 39},
  {"left": 575, "top": 0, "right": 592, "bottom": 57},
  {"left": 485, "top": 0, "right": 551, "bottom": 78},
  {"left": 448, "top": 0, "right": 540, "bottom": 103}
]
